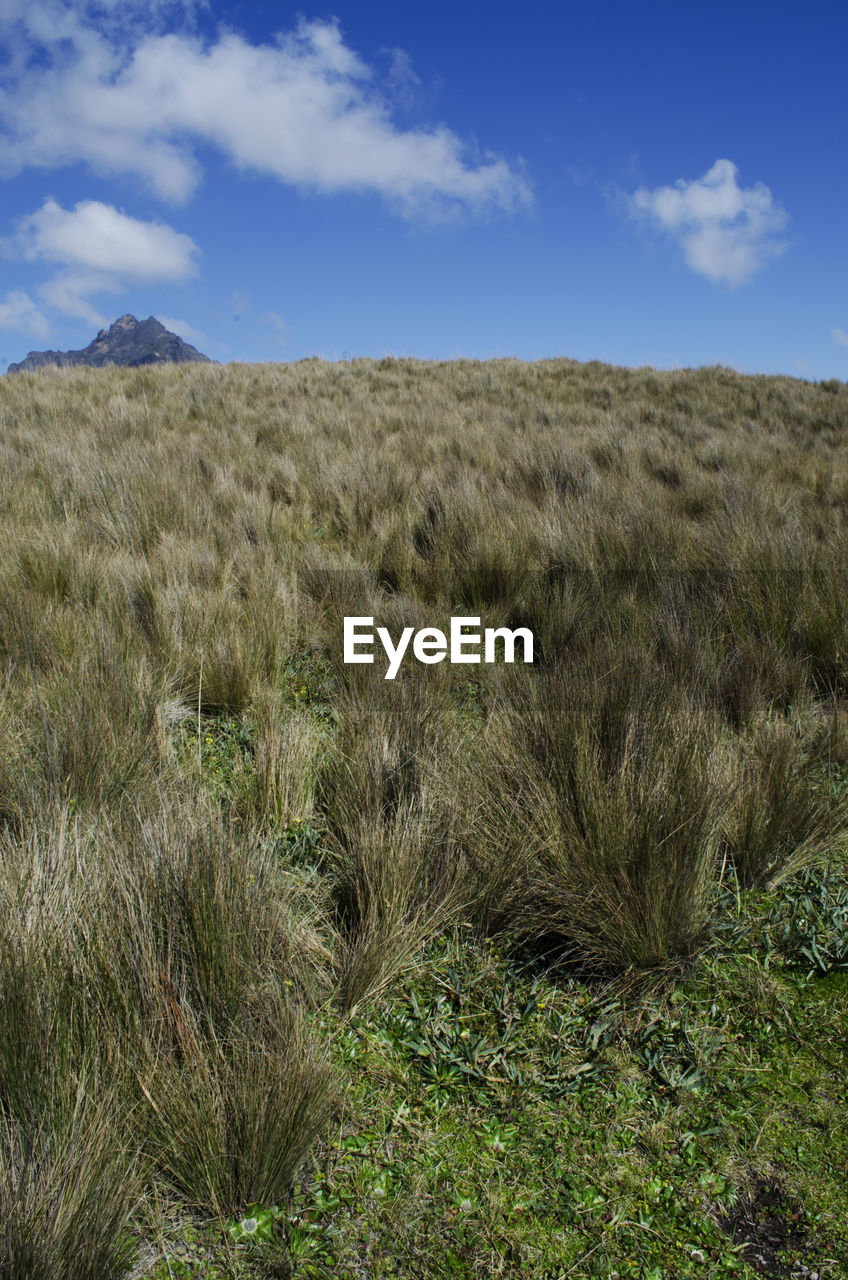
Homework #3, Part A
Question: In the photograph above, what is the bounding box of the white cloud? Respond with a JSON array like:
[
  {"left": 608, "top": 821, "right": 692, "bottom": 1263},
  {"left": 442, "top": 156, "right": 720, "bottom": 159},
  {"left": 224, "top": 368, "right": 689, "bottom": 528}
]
[
  {"left": 158, "top": 314, "right": 206, "bottom": 346},
  {"left": 3, "top": 197, "right": 200, "bottom": 321},
  {"left": 37, "top": 271, "right": 114, "bottom": 326},
  {"left": 12, "top": 198, "right": 199, "bottom": 280},
  {"left": 832, "top": 328, "right": 848, "bottom": 348},
  {"left": 629, "top": 159, "right": 789, "bottom": 286},
  {"left": 0, "top": 290, "right": 49, "bottom": 337},
  {"left": 0, "top": 6, "right": 530, "bottom": 217}
]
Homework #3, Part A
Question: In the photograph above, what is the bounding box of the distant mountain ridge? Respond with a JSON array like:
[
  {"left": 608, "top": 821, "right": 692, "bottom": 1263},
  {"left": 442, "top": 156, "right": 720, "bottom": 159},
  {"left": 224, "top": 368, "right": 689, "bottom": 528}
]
[{"left": 7, "top": 314, "right": 215, "bottom": 373}]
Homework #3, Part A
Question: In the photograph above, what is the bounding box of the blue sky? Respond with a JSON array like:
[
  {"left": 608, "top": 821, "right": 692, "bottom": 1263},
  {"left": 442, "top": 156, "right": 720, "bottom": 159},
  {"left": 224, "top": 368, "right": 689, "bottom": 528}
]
[{"left": 1, "top": 0, "right": 846, "bottom": 376}]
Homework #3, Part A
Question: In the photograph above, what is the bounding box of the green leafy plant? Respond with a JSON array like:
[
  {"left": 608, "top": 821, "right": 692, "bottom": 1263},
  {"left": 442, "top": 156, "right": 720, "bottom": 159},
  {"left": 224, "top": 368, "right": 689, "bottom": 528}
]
[
  {"left": 226, "top": 1203, "right": 283, "bottom": 1245},
  {"left": 773, "top": 866, "right": 848, "bottom": 976}
]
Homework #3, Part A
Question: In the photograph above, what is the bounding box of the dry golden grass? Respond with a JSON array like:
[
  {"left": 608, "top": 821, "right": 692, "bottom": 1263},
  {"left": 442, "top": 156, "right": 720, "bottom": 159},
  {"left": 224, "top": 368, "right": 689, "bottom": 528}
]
[{"left": 1, "top": 356, "right": 847, "bottom": 1274}]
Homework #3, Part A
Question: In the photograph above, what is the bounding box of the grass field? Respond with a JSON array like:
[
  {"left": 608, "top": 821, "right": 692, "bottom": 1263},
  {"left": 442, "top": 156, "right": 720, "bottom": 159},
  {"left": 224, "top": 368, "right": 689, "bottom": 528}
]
[{"left": 1, "top": 357, "right": 847, "bottom": 1279}]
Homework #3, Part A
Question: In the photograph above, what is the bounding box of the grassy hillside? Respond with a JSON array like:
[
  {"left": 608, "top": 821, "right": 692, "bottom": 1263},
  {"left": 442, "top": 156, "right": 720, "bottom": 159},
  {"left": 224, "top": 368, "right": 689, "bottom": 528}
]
[{"left": 1, "top": 358, "right": 847, "bottom": 1279}]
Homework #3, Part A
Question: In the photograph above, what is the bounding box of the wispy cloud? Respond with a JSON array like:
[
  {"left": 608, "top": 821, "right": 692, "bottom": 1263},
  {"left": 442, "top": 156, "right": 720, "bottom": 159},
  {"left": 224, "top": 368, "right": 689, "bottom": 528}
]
[
  {"left": 260, "top": 310, "right": 290, "bottom": 346},
  {"left": 382, "top": 47, "right": 422, "bottom": 111},
  {"left": 0, "top": 290, "right": 49, "bottom": 338},
  {"left": 37, "top": 272, "right": 116, "bottom": 326},
  {"left": 230, "top": 290, "right": 250, "bottom": 322},
  {"left": 629, "top": 159, "right": 789, "bottom": 286},
  {"left": 0, "top": 4, "right": 530, "bottom": 218},
  {"left": 158, "top": 314, "right": 207, "bottom": 346},
  {"left": 3, "top": 197, "right": 200, "bottom": 323},
  {"left": 832, "top": 328, "right": 848, "bottom": 348}
]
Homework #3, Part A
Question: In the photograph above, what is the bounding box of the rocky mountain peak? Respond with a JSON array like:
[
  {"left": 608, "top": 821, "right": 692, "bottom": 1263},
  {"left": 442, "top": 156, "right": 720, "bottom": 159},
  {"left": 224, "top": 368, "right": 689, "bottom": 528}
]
[{"left": 7, "top": 315, "right": 214, "bottom": 374}]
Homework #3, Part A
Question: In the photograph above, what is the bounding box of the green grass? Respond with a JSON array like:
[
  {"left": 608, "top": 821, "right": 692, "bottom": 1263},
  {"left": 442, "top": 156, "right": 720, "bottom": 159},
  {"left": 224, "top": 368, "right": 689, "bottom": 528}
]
[
  {"left": 133, "top": 895, "right": 848, "bottom": 1278},
  {"left": 0, "top": 355, "right": 847, "bottom": 1277}
]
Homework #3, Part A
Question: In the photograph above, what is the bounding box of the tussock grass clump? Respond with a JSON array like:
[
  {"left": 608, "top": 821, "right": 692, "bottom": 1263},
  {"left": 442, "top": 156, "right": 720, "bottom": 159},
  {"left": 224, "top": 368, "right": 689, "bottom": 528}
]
[
  {"left": 242, "top": 691, "right": 329, "bottom": 831},
  {"left": 319, "top": 671, "right": 473, "bottom": 1010},
  {"left": 138, "top": 992, "right": 334, "bottom": 1215},
  {"left": 725, "top": 705, "right": 848, "bottom": 888},
  {"left": 15, "top": 635, "right": 163, "bottom": 818},
  {"left": 474, "top": 665, "right": 732, "bottom": 973},
  {"left": 91, "top": 806, "right": 339, "bottom": 1214},
  {"left": 0, "top": 803, "right": 339, "bottom": 1269},
  {"left": 0, "top": 1072, "right": 140, "bottom": 1280},
  {"left": 0, "top": 816, "right": 141, "bottom": 1280}
]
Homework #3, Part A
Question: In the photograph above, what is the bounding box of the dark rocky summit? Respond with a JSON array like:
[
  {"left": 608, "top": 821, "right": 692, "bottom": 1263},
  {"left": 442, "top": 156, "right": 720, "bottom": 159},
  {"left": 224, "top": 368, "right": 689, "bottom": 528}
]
[{"left": 7, "top": 314, "right": 215, "bottom": 373}]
